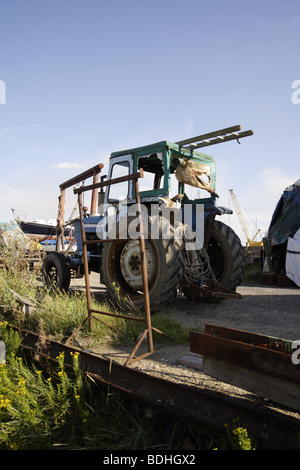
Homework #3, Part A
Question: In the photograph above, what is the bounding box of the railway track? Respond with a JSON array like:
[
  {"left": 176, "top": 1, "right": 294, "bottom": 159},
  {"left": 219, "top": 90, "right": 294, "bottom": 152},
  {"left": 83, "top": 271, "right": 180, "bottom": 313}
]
[{"left": 13, "top": 326, "right": 300, "bottom": 450}]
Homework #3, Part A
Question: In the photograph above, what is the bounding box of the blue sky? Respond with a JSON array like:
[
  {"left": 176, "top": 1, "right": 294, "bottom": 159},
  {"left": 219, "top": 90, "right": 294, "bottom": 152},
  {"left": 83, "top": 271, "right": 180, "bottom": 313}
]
[{"left": 1, "top": 0, "right": 300, "bottom": 244}]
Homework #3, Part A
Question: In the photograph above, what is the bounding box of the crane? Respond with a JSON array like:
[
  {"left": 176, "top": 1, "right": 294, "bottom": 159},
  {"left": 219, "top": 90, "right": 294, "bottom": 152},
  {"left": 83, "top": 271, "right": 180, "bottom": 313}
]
[{"left": 229, "top": 189, "right": 263, "bottom": 247}]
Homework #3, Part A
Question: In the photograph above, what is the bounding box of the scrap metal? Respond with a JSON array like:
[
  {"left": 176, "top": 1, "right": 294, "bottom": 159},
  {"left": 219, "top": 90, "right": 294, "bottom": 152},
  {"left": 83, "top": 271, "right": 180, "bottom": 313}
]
[{"left": 7, "top": 325, "right": 300, "bottom": 450}]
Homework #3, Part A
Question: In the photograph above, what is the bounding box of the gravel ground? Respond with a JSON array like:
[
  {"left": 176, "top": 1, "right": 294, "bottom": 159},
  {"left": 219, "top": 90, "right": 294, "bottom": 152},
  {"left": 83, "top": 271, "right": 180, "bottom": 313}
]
[{"left": 164, "top": 283, "right": 300, "bottom": 341}]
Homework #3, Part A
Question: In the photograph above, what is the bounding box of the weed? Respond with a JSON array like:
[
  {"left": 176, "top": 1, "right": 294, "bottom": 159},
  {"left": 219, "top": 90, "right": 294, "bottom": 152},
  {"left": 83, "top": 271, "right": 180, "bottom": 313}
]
[
  {"left": 219, "top": 418, "right": 256, "bottom": 450},
  {"left": 0, "top": 223, "right": 190, "bottom": 346},
  {"left": 0, "top": 323, "right": 210, "bottom": 450}
]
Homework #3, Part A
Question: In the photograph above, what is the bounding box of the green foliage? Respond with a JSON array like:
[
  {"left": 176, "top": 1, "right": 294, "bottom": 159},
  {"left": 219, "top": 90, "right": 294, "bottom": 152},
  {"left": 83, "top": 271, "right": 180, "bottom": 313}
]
[
  {"left": 0, "top": 323, "right": 144, "bottom": 449},
  {"left": 0, "top": 323, "right": 204, "bottom": 450},
  {"left": 111, "top": 311, "right": 189, "bottom": 345},
  {"left": 0, "top": 226, "right": 200, "bottom": 450},
  {"left": 0, "top": 323, "right": 90, "bottom": 449},
  {"left": 220, "top": 418, "right": 256, "bottom": 450},
  {"left": 0, "top": 228, "right": 126, "bottom": 342},
  {"left": 0, "top": 234, "right": 189, "bottom": 345}
]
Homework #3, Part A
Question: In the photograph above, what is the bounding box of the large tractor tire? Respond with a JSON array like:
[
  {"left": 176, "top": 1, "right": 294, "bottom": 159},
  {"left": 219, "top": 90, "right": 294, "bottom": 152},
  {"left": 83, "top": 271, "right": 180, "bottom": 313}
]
[
  {"left": 207, "top": 219, "right": 245, "bottom": 290},
  {"left": 182, "top": 219, "right": 244, "bottom": 302},
  {"left": 42, "top": 252, "right": 71, "bottom": 292},
  {"left": 101, "top": 216, "right": 183, "bottom": 311}
]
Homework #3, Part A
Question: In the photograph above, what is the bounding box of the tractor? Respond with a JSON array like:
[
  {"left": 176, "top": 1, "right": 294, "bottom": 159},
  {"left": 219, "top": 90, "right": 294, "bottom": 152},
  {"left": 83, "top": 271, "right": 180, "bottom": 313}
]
[{"left": 42, "top": 125, "right": 253, "bottom": 310}]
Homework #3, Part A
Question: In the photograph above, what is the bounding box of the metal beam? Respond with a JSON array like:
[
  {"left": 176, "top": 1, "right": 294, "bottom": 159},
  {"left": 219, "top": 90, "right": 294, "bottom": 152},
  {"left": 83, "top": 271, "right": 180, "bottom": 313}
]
[
  {"left": 189, "top": 327, "right": 299, "bottom": 383},
  {"left": 176, "top": 126, "right": 253, "bottom": 150}
]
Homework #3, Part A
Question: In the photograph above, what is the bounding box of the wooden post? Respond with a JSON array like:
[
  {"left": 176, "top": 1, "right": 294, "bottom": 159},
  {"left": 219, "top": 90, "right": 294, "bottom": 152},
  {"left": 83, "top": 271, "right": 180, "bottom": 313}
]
[
  {"left": 56, "top": 189, "right": 66, "bottom": 252},
  {"left": 90, "top": 169, "right": 99, "bottom": 216}
]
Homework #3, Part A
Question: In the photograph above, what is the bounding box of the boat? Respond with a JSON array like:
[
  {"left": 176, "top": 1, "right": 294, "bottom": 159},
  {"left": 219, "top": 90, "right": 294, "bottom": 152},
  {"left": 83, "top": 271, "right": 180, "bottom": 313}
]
[
  {"left": 11, "top": 210, "right": 72, "bottom": 243},
  {"left": 19, "top": 219, "right": 56, "bottom": 240},
  {"left": 19, "top": 219, "right": 72, "bottom": 242},
  {"left": 10, "top": 210, "right": 75, "bottom": 253}
]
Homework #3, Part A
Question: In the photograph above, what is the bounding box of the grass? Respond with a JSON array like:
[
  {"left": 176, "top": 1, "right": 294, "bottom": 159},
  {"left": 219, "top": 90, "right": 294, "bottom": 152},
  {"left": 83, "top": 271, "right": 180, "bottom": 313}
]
[
  {"left": 0, "top": 230, "right": 201, "bottom": 450},
  {"left": 0, "top": 268, "right": 190, "bottom": 346},
  {"left": 0, "top": 223, "right": 191, "bottom": 346}
]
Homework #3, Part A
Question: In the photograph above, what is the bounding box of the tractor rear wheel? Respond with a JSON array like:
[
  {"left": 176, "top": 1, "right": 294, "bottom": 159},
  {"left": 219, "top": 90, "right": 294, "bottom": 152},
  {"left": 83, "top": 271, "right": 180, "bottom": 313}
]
[
  {"left": 182, "top": 219, "right": 244, "bottom": 302},
  {"left": 207, "top": 219, "right": 245, "bottom": 290},
  {"left": 101, "top": 216, "right": 183, "bottom": 311}
]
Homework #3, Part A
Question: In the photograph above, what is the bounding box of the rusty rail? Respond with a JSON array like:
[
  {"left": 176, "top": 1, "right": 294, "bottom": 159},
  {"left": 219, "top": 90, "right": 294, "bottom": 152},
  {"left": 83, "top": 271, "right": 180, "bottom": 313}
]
[{"left": 11, "top": 326, "right": 300, "bottom": 450}]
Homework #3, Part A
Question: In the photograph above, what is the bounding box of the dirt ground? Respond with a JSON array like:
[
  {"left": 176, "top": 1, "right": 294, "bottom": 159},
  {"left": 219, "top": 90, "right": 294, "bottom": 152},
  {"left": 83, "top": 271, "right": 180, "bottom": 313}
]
[{"left": 70, "top": 273, "right": 300, "bottom": 405}]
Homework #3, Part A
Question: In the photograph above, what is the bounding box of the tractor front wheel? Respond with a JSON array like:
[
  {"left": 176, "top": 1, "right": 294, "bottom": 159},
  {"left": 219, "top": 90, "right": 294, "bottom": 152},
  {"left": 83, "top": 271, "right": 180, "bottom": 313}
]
[
  {"left": 101, "top": 216, "right": 183, "bottom": 311},
  {"left": 42, "top": 252, "right": 71, "bottom": 292}
]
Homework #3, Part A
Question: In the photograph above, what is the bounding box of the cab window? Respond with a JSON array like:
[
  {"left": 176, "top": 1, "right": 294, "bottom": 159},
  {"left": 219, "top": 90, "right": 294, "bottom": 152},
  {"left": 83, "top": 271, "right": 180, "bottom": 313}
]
[
  {"left": 137, "top": 153, "right": 164, "bottom": 193},
  {"left": 108, "top": 160, "right": 130, "bottom": 202}
]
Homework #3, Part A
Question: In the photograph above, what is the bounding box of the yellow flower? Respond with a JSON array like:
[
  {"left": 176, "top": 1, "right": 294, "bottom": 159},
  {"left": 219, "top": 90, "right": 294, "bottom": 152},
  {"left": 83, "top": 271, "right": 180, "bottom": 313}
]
[{"left": 0, "top": 394, "right": 11, "bottom": 408}]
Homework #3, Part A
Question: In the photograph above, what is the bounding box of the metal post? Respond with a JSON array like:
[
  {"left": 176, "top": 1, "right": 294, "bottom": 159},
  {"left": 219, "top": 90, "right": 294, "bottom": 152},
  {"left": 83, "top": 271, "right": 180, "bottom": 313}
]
[
  {"left": 134, "top": 175, "right": 153, "bottom": 353},
  {"left": 78, "top": 191, "right": 93, "bottom": 331}
]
